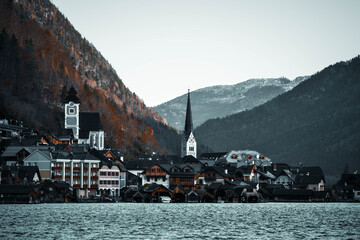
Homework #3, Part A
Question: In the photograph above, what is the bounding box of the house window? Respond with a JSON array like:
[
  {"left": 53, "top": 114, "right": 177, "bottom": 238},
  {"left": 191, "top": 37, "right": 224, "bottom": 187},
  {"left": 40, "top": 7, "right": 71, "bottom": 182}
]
[
  {"left": 69, "top": 108, "right": 75, "bottom": 114},
  {"left": 189, "top": 147, "right": 194, "bottom": 151}
]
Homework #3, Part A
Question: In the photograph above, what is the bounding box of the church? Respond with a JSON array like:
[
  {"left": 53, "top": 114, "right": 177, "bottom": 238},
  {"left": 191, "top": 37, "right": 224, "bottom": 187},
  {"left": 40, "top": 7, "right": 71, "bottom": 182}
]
[
  {"left": 181, "top": 90, "right": 197, "bottom": 158},
  {"left": 64, "top": 86, "right": 105, "bottom": 150}
]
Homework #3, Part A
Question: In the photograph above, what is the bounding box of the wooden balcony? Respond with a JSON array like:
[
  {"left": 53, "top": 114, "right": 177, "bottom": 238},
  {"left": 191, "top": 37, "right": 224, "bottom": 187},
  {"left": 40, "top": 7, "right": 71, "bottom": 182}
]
[
  {"left": 73, "top": 184, "right": 80, "bottom": 188},
  {"left": 91, "top": 176, "right": 98, "bottom": 180},
  {"left": 83, "top": 184, "right": 88, "bottom": 188},
  {"left": 146, "top": 172, "right": 167, "bottom": 177},
  {"left": 73, "top": 176, "right": 80, "bottom": 180},
  {"left": 84, "top": 167, "right": 88, "bottom": 171},
  {"left": 73, "top": 167, "right": 81, "bottom": 171},
  {"left": 53, "top": 166, "right": 62, "bottom": 171},
  {"left": 65, "top": 167, "right": 71, "bottom": 171},
  {"left": 65, "top": 175, "right": 71, "bottom": 179},
  {"left": 83, "top": 176, "right": 88, "bottom": 180},
  {"left": 53, "top": 175, "right": 62, "bottom": 179},
  {"left": 90, "top": 184, "right": 98, "bottom": 189},
  {"left": 91, "top": 167, "right": 98, "bottom": 171}
]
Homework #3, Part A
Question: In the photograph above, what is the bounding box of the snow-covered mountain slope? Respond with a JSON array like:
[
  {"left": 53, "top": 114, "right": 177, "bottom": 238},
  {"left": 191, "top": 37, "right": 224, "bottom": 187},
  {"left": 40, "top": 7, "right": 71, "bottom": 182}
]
[{"left": 154, "top": 76, "right": 309, "bottom": 130}]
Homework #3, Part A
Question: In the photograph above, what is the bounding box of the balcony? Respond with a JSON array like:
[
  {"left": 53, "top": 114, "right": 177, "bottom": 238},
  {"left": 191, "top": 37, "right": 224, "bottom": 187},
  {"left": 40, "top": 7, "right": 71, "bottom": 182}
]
[
  {"left": 73, "top": 167, "right": 81, "bottom": 171},
  {"left": 83, "top": 176, "right": 88, "bottom": 180},
  {"left": 91, "top": 176, "right": 98, "bottom": 180},
  {"left": 53, "top": 166, "right": 62, "bottom": 171},
  {"left": 73, "top": 176, "right": 80, "bottom": 180},
  {"left": 91, "top": 167, "right": 98, "bottom": 171},
  {"left": 65, "top": 167, "right": 71, "bottom": 171},
  {"left": 53, "top": 175, "right": 62, "bottom": 180},
  {"left": 90, "top": 184, "right": 98, "bottom": 189},
  {"left": 84, "top": 167, "right": 88, "bottom": 171},
  {"left": 83, "top": 184, "right": 88, "bottom": 188},
  {"left": 73, "top": 184, "right": 80, "bottom": 188},
  {"left": 65, "top": 175, "right": 71, "bottom": 179}
]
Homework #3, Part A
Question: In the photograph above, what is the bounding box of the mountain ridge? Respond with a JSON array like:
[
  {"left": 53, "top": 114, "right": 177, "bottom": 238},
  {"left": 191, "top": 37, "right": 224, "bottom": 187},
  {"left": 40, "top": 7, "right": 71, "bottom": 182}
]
[
  {"left": 194, "top": 55, "right": 360, "bottom": 179},
  {"left": 154, "top": 76, "right": 308, "bottom": 131}
]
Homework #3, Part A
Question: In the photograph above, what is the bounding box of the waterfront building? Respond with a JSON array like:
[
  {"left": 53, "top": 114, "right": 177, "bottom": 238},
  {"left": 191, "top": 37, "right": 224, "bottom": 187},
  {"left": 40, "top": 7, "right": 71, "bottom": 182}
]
[
  {"left": 181, "top": 90, "right": 197, "bottom": 158},
  {"left": 51, "top": 151, "right": 100, "bottom": 197}
]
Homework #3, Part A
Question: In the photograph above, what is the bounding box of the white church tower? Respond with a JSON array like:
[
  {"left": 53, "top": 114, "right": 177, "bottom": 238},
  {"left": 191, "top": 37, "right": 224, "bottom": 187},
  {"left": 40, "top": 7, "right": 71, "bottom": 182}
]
[
  {"left": 64, "top": 86, "right": 80, "bottom": 139},
  {"left": 181, "top": 90, "right": 197, "bottom": 158}
]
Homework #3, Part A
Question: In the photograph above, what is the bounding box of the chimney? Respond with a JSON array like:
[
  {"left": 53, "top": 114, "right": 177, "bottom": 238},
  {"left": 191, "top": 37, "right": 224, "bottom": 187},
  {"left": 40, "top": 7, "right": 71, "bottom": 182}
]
[{"left": 273, "top": 163, "right": 277, "bottom": 171}]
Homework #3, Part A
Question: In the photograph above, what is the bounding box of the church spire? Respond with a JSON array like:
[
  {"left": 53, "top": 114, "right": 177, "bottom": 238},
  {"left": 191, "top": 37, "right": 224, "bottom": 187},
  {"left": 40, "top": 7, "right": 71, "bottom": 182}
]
[{"left": 184, "top": 89, "right": 193, "bottom": 137}]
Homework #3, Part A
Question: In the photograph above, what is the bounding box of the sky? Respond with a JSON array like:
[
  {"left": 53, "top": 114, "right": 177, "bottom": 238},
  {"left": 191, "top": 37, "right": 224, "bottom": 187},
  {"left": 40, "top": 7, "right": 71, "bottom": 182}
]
[{"left": 51, "top": 0, "right": 360, "bottom": 107}]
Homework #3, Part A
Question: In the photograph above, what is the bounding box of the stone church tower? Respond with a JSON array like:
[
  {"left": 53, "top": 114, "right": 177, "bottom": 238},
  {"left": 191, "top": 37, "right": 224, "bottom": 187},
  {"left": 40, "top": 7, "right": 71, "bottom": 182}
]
[
  {"left": 64, "top": 86, "right": 80, "bottom": 139},
  {"left": 181, "top": 90, "right": 197, "bottom": 158}
]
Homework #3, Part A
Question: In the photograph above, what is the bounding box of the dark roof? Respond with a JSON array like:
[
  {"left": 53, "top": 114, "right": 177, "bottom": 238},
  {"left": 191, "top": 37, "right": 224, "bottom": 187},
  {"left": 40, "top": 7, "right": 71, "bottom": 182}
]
[
  {"left": 79, "top": 112, "right": 103, "bottom": 133},
  {"left": 65, "top": 86, "right": 80, "bottom": 103},
  {"left": 264, "top": 163, "right": 290, "bottom": 178},
  {"left": 199, "top": 152, "right": 227, "bottom": 160},
  {"left": 144, "top": 183, "right": 172, "bottom": 193},
  {"left": 125, "top": 159, "right": 155, "bottom": 170},
  {"left": 206, "top": 182, "right": 230, "bottom": 191},
  {"left": 183, "top": 90, "right": 193, "bottom": 138},
  {"left": 182, "top": 155, "right": 201, "bottom": 164},
  {"left": 294, "top": 166, "right": 325, "bottom": 184}
]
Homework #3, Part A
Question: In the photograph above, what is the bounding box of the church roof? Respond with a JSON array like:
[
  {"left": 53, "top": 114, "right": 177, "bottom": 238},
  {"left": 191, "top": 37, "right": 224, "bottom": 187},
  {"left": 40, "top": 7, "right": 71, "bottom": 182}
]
[
  {"left": 79, "top": 112, "right": 103, "bottom": 138},
  {"left": 65, "top": 86, "right": 80, "bottom": 103},
  {"left": 184, "top": 89, "right": 193, "bottom": 138}
]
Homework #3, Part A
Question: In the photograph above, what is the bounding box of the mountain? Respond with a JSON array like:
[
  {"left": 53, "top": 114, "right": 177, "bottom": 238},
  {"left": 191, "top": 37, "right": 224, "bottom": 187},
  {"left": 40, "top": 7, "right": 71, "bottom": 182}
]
[
  {"left": 154, "top": 77, "right": 308, "bottom": 131},
  {"left": 0, "top": 0, "right": 180, "bottom": 158},
  {"left": 194, "top": 56, "right": 360, "bottom": 180}
]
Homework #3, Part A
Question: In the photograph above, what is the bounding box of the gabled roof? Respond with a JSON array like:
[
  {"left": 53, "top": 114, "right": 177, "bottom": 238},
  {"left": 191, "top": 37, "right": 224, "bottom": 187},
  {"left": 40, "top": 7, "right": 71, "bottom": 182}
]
[
  {"left": 144, "top": 183, "right": 172, "bottom": 193},
  {"left": 1, "top": 146, "right": 51, "bottom": 158},
  {"left": 295, "top": 166, "right": 325, "bottom": 184},
  {"left": 182, "top": 155, "right": 200, "bottom": 164},
  {"left": 1, "top": 166, "right": 41, "bottom": 182}
]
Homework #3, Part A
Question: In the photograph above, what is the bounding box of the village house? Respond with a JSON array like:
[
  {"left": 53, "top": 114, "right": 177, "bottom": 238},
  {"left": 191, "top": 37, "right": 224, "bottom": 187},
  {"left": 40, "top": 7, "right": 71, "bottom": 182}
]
[{"left": 333, "top": 172, "right": 360, "bottom": 201}]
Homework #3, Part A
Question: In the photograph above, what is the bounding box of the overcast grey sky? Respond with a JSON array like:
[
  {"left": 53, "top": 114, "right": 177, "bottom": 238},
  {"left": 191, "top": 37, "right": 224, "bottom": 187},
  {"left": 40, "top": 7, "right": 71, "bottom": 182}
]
[{"left": 51, "top": 0, "right": 360, "bottom": 107}]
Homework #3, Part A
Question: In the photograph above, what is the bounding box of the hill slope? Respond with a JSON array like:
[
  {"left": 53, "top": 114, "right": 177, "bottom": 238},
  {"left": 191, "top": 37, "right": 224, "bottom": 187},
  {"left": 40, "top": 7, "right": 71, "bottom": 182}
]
[
  {"left": 154, "top": 77, "right": 308, "bottom": 130},
  {"left": 194, "top": 56, "right": 360, "bottom": 178},
  {"left": 0, "top": 0, "right": 180, "bottom": 157}
]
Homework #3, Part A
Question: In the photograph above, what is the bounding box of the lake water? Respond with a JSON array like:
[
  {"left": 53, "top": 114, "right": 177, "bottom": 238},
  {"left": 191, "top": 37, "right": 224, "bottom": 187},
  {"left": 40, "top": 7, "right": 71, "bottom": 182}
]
[{"left": 0, "top": 203, "right": 359, "bottom": 239}]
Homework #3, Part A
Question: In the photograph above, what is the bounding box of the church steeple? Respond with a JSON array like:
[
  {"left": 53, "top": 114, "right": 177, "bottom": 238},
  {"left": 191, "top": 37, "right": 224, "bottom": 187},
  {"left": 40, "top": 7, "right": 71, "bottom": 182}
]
[
  {"left": 181, "top": 89, "right": 197, "bottom": 158},
  {"left": 184, "top": 89, "right": 193, "bottom": 138}
]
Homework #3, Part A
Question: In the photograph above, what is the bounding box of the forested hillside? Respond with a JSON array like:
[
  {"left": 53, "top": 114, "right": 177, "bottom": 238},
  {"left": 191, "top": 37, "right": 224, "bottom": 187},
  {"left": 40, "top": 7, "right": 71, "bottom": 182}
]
[
  {"left": 0, "top": 0, "right": 180, "bottom": 158},
  {"left": 195, "top": 56, "right": 360, "bottom": 178}
]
